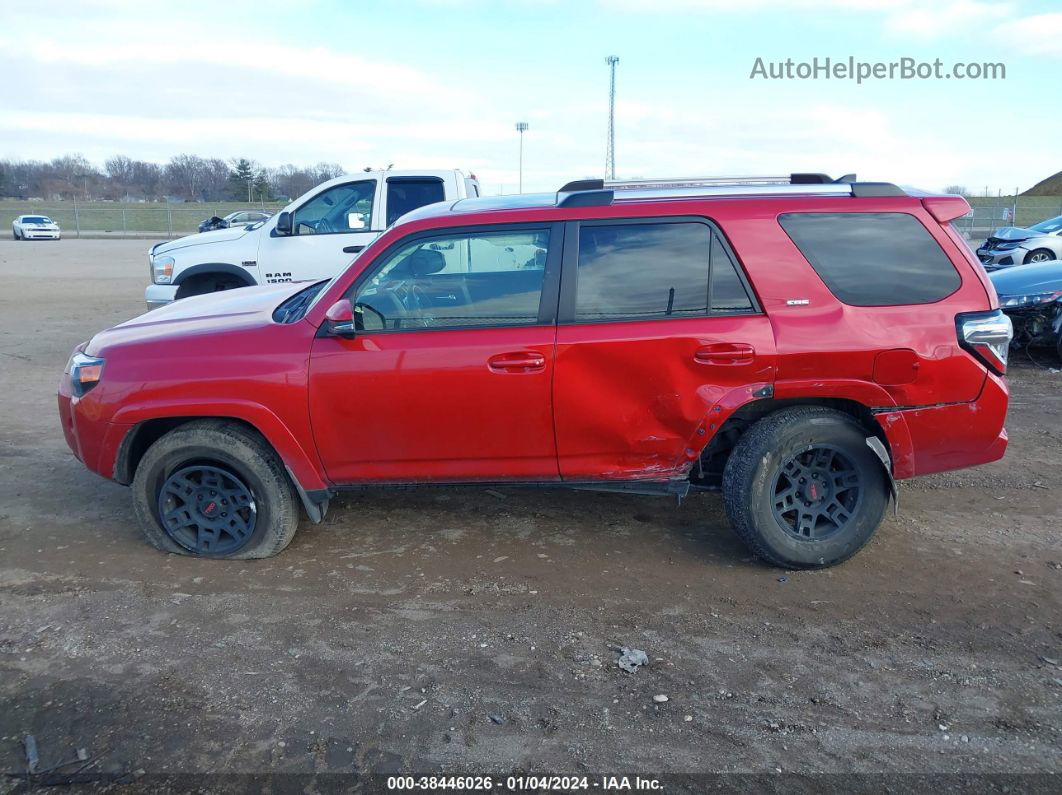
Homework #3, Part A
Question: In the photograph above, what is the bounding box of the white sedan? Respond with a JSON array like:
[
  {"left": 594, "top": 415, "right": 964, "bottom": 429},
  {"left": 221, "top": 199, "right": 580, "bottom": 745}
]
[{"left": 12, "top": 214, "right": 61, "bottom": 240}]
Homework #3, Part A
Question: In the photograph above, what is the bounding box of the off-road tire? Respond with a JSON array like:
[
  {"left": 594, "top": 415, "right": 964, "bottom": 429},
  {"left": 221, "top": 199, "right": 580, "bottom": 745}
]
[
  {"left": 722, "top": 406, "right": 889, "bottom": 569},
  {"left": 131, "top": 420, "right": 300, "bottom": 559},
  {"left": 1024, "top": 248, "right": 1055, "bottom": 265}
]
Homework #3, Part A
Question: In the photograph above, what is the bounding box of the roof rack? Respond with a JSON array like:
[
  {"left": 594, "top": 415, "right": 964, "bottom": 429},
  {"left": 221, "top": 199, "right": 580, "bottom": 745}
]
[{"left": 555, "top": 173, "right": 906, "bottom": 207}]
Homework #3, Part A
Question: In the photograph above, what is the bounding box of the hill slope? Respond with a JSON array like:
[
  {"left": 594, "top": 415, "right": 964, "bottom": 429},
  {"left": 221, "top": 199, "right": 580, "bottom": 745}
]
[{"left": 1022, "top": 170, "right": 1062, "bottom": 196}]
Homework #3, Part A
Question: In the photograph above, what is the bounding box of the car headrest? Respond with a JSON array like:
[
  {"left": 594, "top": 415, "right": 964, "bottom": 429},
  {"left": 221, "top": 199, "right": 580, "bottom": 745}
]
[{"left": 407, "top": 248, "right": 446, "bottom": 276}]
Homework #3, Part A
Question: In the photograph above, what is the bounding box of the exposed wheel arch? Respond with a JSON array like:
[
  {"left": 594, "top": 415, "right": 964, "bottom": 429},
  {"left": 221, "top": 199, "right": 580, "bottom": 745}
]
[
  {"left": 693, "top": 397, "right": 889, "bottom": 489},
  {"left": 172, "top": 262, "right": 256, "bottom": 299}
]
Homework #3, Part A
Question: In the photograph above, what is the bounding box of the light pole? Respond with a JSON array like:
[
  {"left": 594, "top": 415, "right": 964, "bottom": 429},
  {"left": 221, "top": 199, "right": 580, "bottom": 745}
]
[
  {"left": 605, "top": 56, "right": 619, "bottom": 180},
  {"left": 515, "top": 121, "right": 529, "bottom": 193}
]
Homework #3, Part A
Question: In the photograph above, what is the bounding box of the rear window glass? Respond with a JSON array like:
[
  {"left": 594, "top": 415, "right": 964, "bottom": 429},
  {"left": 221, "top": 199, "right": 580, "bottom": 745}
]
[
  {"left": 778, "top": 213, "right": 961, "bottom": 306},
  {"left": 387, "top": 178, "right": 446, "bottom": 226}
]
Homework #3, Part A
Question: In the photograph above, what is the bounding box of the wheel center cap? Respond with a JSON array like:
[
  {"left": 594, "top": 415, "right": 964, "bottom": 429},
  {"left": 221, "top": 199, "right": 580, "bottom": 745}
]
[
  {"left": 202, "top": 499, "right": 219, "bottom": 517},
  {"left": 802, "top": 479, "right": 830, "bottom": 503}
]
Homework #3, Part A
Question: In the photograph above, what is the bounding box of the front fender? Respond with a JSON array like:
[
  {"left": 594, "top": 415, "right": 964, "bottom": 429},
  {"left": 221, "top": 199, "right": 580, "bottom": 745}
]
[{"left": 109, "top": 398, "right": 327, "bottom": 492}]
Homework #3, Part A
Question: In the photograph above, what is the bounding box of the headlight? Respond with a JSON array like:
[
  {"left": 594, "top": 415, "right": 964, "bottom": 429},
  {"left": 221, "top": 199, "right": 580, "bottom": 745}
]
[
  {"left": 69, "top": 352, "right": 105, "bottom": 397},
  {"left": 994, "top": 241, "right": 1023, "bottom": 251},
  {"left": 152, "top": 255, "right": 175, "bottom": 284},
  {"left": 999, "top": 290, "right": 1062, "bottom": 308}
]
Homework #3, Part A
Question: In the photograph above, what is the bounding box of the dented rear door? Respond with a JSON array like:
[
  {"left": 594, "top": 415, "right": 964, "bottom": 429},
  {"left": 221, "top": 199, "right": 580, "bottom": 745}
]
[{"left": 552, "top": 217, "right": 776, "bottom": 481}]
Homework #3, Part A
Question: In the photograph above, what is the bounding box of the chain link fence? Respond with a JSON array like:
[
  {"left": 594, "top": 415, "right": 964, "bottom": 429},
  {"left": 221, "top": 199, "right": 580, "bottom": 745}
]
[
  {"left": 4, "top": 201, "right": 287, "bottom": 239},
  {"left": 957, "top": 196, "right": 1062, "bottom": 245}
]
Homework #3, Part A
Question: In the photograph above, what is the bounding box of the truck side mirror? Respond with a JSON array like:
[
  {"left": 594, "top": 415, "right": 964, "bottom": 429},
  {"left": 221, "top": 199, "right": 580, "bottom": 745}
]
[
  {"left": 275, "top": 211, "right": 293, "bottom": 236},
  {"left": 324, "top": 299, "right": 356, "bottom": 338}
]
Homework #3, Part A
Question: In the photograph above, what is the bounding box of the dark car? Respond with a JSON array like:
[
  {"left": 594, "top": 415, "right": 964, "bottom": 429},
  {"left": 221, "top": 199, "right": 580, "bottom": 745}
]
[
  {"left": 990, "top": 261, "right": 1062, "bottom": 359},
  {"left": 197, "top": 210, "right": 272, "bottom": 234}
]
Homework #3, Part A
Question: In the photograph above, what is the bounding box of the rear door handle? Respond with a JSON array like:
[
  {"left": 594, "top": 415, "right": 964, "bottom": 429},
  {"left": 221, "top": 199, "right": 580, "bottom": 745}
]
[
  {"left": 488, "top": 351, "right": 546, "bottom": 373},
  {"left": 694, "top": 343, "right": 755, "bottom": 365},
  {"left": 343, "top": 245, "right": 365, "bottom": 254}
]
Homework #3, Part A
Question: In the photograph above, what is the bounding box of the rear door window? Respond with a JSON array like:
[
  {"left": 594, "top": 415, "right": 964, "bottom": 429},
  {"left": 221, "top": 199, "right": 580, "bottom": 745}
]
[
  {"left": 572, "top": 221, "right": 754, "bottom": 322},
  {"left": 778, "top": 212, "right": 961, "bottom": 306},
  {"left": 386, "top": 178, "right": 446, "bottom": 226}
]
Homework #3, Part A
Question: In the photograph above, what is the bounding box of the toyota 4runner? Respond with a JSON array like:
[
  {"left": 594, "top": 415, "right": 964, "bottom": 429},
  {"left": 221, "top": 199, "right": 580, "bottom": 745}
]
[{"left": 61, "top": 174, "right": 1012, "bottom": 568}]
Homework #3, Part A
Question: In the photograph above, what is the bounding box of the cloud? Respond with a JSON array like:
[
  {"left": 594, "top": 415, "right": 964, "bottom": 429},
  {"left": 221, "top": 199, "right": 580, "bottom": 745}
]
[
  {"left": 603, "top": 0, "right": 1014, "bottom": 38},
  {"left": 994, "top": 11, "right": 1062, "bottom": 56},
  {"left": 1, "top": 34, "right": 468, "bottom": 107},
  {"left": 884, "top": 0, "right": 1013, "bottom": 38}
]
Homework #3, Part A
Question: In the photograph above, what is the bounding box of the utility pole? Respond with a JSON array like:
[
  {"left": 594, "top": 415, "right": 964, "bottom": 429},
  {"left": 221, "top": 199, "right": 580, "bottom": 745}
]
[
  {"left": 515, "top": 122, "right": 529, "bottom": 193},
  {"left": 605, "top": 55, "right": 619, "bottom": 180}
]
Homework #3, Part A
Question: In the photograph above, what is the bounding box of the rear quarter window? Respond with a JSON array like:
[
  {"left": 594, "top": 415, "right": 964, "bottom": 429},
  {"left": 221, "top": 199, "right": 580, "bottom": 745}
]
[{"left": 778, "top": 212, "right": 961, "bottom": 306}]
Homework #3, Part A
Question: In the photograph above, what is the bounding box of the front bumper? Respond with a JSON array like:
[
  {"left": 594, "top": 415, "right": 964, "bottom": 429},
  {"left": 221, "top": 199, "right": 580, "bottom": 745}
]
[
  {"left": 977, "top": 245, "right": 1029, "bottom": 271},
  {"left": 21, "top": 229, "right": 61, "bottom": 239},
  {"left": 58, "top": 377, "right": 130, "bottom": 480},
  {"left": 145, "top": 283, "right": 178, "bottom": 309}
]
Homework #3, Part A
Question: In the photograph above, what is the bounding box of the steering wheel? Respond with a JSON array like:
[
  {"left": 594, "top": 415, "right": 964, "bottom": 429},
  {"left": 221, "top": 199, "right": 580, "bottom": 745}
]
[
  {"left": 390, "top": 279, "right": 435, "bottom": 327},
  {"left": 314, "top": 218, "right": 334, "bottom": 234}
]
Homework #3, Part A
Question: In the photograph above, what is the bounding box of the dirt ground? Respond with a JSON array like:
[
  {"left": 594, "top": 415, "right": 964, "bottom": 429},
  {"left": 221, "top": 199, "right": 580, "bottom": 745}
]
[{"left": 0, "top": 239, "right": 1059, "bottom": 791}]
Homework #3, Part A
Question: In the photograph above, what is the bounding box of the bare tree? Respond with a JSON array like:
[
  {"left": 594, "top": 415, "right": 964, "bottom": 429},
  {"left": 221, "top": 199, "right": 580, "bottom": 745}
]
[
  {"left": 1, "top": 152, "right": 353, "bottom": 201},
  {"left": 164, "top": 154, "right": 212, "bottom": 201}
]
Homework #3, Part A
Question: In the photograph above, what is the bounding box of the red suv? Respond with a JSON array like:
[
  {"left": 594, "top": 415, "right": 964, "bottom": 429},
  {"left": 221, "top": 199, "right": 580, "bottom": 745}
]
[{"left": 59, "top": 174, "right": 1012, "bottom": 568}]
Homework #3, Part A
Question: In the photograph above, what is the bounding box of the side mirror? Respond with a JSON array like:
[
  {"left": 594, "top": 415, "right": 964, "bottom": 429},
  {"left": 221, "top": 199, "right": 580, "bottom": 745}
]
[
  {"left": 324, "top": 299, "right": 356, "bottom": 338},
  {"left": 275, "top": 211, "right": 293, "bottom": 236}
]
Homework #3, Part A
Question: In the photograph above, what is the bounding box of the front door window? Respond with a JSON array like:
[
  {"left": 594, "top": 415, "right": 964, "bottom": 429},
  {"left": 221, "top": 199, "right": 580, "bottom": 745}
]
[{"left": 293, "top": 181, "right": 376, "bottom": 235}]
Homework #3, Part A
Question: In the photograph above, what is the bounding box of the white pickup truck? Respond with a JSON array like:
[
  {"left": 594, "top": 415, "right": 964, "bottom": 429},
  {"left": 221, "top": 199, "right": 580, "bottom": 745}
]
[{"left": 146, "top": 169, "right": 480, "bottom": 307}]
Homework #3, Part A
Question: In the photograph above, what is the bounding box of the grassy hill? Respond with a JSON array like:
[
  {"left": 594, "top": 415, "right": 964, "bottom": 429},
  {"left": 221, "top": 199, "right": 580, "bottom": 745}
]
[{"left": 1021, "top": 170, "right": 1062, "bottom": 197}]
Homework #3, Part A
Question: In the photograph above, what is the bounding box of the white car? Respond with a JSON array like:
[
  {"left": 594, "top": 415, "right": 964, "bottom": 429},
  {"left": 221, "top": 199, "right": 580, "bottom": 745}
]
[
  {"left": 198, "top": 210, "right": 274, "bottom": 234},
  {"left": 146, "top": 169, "right": 479, "bottom": 307},
  {"left": 12, "top": 214, "right": 61, "bottom": 240}
]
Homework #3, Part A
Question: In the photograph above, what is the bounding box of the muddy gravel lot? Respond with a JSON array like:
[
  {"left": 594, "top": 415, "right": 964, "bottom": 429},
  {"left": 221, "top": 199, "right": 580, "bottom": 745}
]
[{"left": 0, "top": 239, "right": 1060, "bottom": 791}]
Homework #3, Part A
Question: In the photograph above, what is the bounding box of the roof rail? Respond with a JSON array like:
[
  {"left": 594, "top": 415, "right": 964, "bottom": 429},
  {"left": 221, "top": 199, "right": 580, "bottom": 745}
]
[{"left": 556, "top": 173, "right": 906, "bottom": 207}]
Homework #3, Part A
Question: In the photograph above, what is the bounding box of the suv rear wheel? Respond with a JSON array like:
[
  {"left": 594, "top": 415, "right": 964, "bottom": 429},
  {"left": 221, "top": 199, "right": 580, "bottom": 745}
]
[
  {"left": 131, "top": 420, "right": 299, "bottom": 559},
  {"left": 722, "top": 406, "right": 889, "bottom": 568}
]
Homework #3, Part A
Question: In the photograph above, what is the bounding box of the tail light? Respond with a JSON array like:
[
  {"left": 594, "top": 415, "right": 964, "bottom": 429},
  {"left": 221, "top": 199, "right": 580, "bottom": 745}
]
[{"left": 957, "top": 310, "right": 1012, "bottom": 375}]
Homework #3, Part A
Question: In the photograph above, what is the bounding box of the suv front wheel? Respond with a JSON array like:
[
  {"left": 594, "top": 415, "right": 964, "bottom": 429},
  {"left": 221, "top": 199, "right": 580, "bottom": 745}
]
[
  {"left": 722, "top": 407, "right": 889, "bottom": 568},
  {"left": 131, "top": 420, "right": 300, "bottom": 559}
]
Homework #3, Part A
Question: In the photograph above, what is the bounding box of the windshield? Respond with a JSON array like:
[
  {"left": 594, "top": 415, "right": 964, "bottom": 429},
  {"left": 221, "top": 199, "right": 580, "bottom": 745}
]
[
  {"left": 272, "top": 280, "right": 330, "bottom": 324},
  {"left": 1029, "top": 215, "right": 1062, "bottom": 235},
  {"left": 23, "top": 216, "right": 50, "bottom": 224}
]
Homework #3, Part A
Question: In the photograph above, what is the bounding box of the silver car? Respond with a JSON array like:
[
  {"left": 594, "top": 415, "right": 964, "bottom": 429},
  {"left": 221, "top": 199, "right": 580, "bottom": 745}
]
[{"left": 976, "top": 214, "right": 1062, "bottom": 271}]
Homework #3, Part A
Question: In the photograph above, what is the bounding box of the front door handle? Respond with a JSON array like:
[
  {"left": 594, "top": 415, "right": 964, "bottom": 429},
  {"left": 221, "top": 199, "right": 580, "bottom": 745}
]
[
  {"left": 488, "top": 351, "right": 546, "bottom": 373},
  {"left": 694, "top": 343, "right": 755, "bottom": 366},
  {"left": 343, "top": 245, "right": 365, "bottom": 254}
]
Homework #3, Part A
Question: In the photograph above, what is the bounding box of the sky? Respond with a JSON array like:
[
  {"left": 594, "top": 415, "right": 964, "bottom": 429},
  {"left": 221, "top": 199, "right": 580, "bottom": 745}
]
[{"left": 0, "top": 0, "right": 1059, "bottom": 195}]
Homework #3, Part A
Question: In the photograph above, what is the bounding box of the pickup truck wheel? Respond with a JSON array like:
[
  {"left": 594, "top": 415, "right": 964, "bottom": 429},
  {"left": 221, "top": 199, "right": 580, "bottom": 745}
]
[
  {"left": 131, "top": 420, "right": 299, "bottom": 559},
  {"left": 722, "top": 406, "right": 889, "bottom": 569}
]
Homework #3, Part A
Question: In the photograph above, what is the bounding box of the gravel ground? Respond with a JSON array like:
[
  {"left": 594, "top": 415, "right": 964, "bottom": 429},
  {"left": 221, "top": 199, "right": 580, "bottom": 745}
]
[{"left": 0, "top": 240, "right": 1059, "bottom": 792}]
